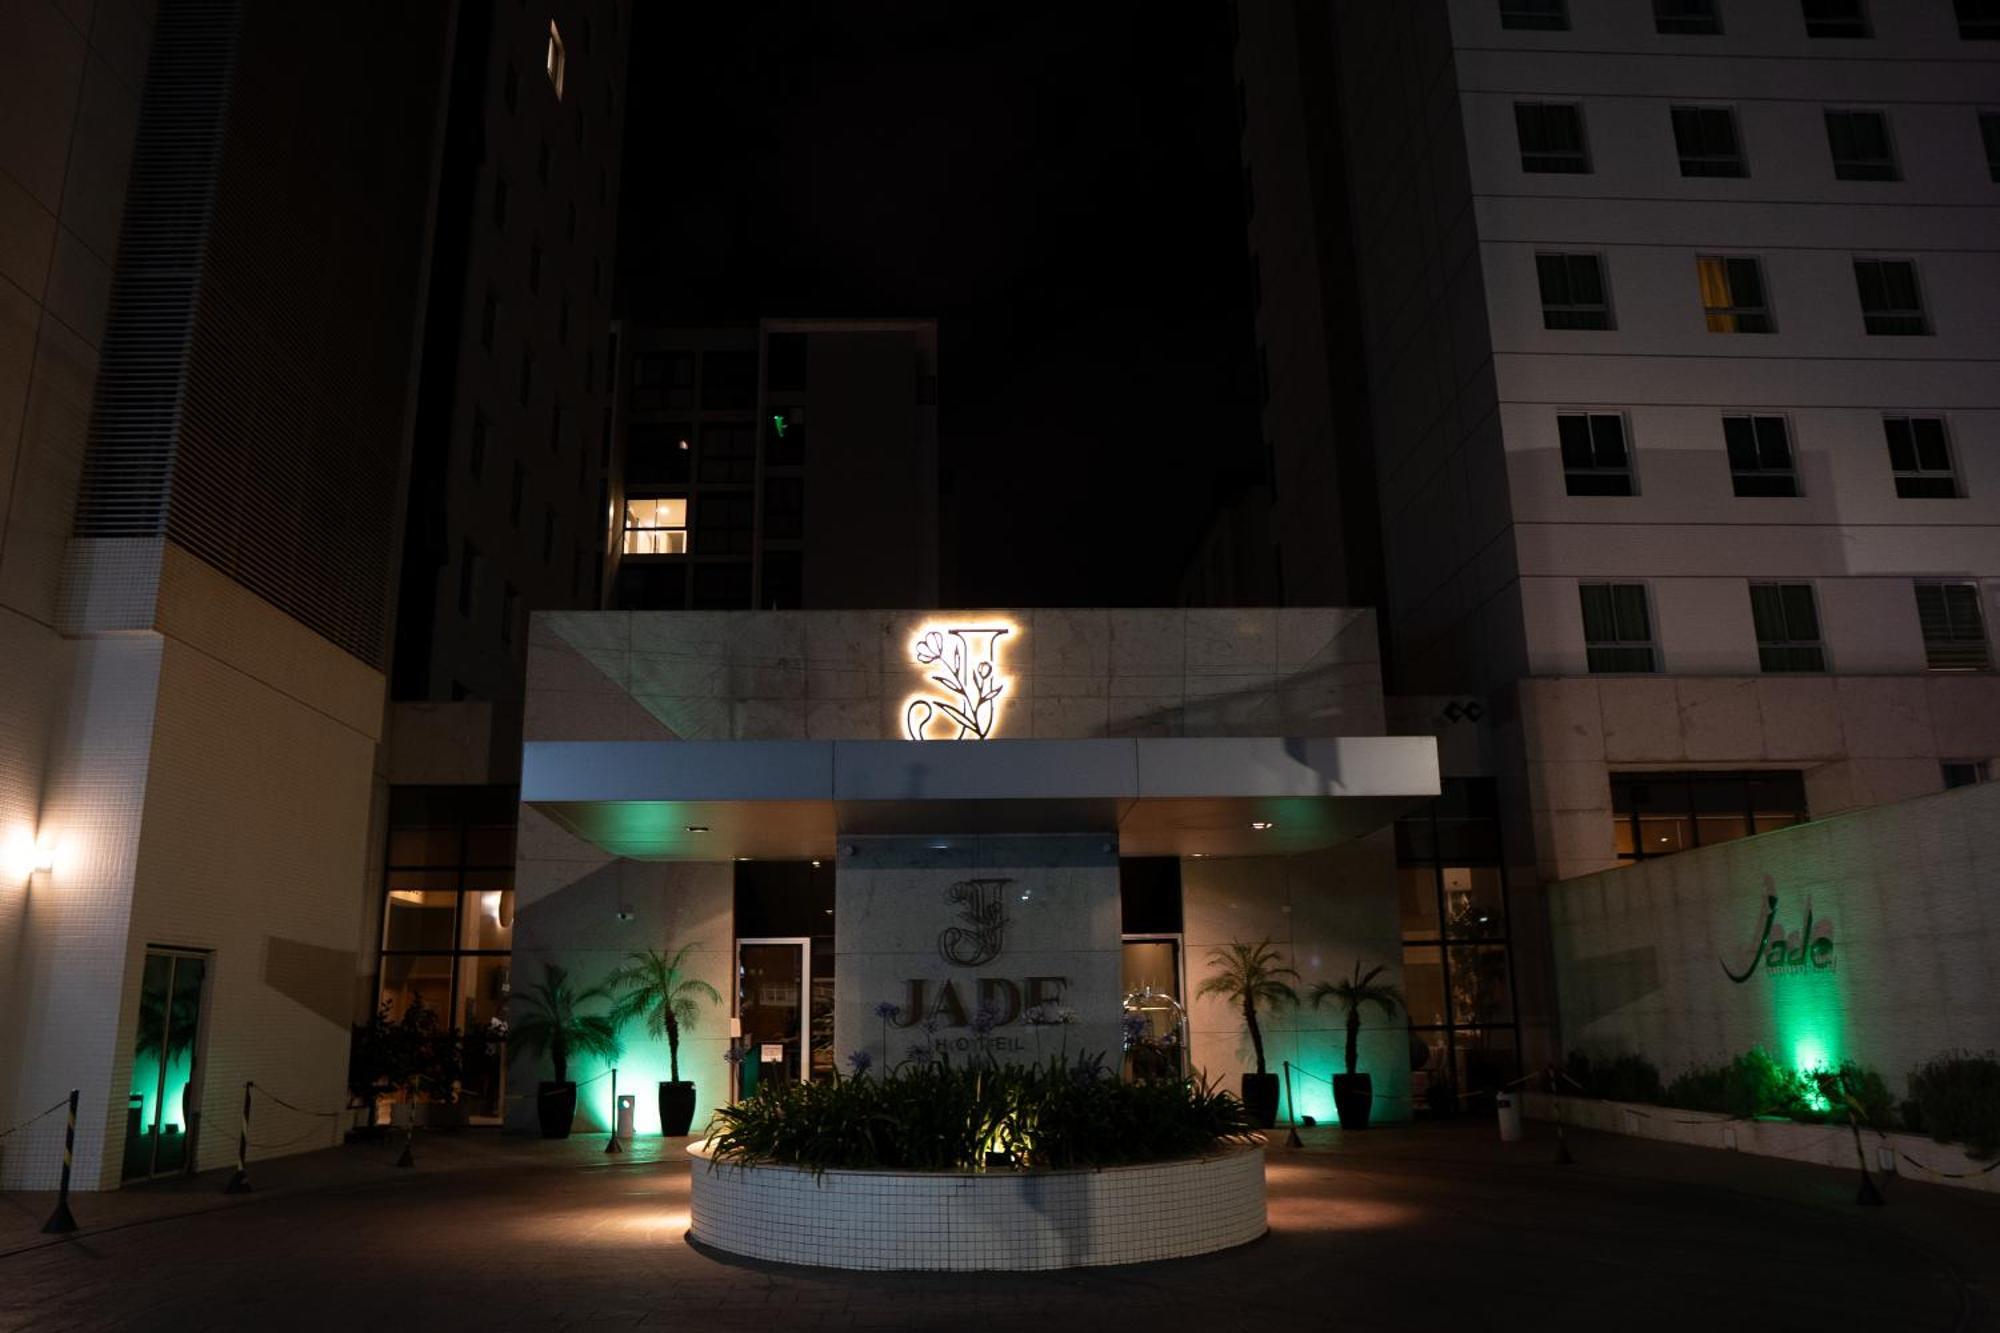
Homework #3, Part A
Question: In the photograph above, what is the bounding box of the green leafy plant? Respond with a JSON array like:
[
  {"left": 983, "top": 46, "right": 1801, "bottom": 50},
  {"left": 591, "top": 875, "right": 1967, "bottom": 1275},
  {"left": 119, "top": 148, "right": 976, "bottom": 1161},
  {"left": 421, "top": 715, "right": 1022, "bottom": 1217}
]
[
  {"left": 1309, "top": 962, "right": 1403, "bottom": 1076},
  {"left": 1904, "top": 1051, "right": 2000, "bottom": 1159},
  {"left": 1564, "top": 1050, "right": 1665, "bottom": 1105},
  {"left": 1663, "top": 1047, "right": 1805, "bottom": 1120},
  {"left": 705, "top": 1053, "right": 1254, "bottom": 1174},
  {"left": 348, "top": 1001, "right": 464, "bottom": 1112},
  {"left": 507, "top": 962, "right": 621, "bottom": 1084},
  {"left": 1195, "top": 940, "right": 1299, "bottom": 1076},
  {"left": 605, "top": 945, "right": 721, "bottom": 1082}
]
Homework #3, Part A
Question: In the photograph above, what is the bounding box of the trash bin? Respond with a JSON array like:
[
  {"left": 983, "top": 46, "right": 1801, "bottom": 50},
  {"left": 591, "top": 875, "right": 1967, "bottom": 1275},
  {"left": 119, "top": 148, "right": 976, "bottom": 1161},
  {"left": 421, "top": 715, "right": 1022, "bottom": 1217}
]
[{"left": 1496, "top": 1090, "right": 1523, "bottom": 1142}]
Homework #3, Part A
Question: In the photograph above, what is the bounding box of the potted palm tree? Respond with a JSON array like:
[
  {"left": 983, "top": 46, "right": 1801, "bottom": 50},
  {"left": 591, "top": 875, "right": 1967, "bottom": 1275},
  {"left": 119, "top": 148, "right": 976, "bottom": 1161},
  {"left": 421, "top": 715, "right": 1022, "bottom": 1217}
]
[
  {"left": 1311, "top": 962, "right": 1403, "bottom": 1130},
  {"left": 1196, "top": 939, "right": 1299, "bottom": 1128},
  {"left": 606, "top": 943, "right": 722, "bottom": 1136},
  {"left": 508, "top": 962, "right": 622, "bottom": 1138}
]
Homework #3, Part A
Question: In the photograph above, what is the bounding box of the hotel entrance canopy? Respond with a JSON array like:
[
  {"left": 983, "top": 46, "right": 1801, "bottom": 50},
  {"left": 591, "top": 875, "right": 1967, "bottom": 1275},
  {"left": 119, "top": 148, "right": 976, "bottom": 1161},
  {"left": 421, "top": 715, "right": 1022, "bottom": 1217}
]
[{"left": 523, "top": 735, "right": 1440, "bottom": 860}]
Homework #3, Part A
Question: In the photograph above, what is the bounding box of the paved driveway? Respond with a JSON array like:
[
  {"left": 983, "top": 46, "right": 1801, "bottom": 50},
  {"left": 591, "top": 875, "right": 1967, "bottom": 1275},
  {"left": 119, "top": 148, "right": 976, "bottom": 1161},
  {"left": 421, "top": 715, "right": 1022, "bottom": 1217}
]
[{"left": 2, "top": 1122, "right": 1993, "bottom": 1331}]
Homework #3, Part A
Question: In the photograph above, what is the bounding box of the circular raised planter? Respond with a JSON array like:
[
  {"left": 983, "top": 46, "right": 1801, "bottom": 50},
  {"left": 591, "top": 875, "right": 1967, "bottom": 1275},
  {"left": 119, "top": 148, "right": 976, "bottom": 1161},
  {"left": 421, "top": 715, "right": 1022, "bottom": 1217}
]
[{"left": 686, "top": 1139, "right": 1266, "bottom": 1271}]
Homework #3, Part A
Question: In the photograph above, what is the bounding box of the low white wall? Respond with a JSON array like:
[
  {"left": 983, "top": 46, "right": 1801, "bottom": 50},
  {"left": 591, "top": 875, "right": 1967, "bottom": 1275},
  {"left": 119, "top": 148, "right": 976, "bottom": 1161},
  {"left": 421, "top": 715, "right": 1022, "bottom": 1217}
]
[
  {"left": 1520, "top": 1091, "right": 1998, "bottom": 1196},
  {"left": 687, "top": 1140, "right": 1267, "bottom": 1270},
  {"left": 1549, "top": 782, "right": 2000, "bottom": 1090}
]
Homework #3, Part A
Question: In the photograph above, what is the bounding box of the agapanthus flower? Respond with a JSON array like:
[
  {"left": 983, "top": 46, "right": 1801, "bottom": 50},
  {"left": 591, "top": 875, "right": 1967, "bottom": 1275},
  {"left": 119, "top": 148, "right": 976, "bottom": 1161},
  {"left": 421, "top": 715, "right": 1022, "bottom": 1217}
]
[
  {"left": 723, "top": 1045, "right": 745, "bottom": 1066},
  {"left": 846, "top": 1050, "right": 873, "bottom": 1075},
  {"left": 971, "top": 1005, "right": 999, "bottom": 1038},
  {"left": 874, "top": 1001, "right": 902, "bottom": 1023}
]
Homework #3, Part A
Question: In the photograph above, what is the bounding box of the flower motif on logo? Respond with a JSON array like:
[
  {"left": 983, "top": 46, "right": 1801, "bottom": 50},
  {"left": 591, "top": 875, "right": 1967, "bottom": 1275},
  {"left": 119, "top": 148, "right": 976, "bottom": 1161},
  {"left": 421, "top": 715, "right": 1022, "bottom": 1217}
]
[{"left": 905, "top": 625, "right": 1012, "bottom": 740}]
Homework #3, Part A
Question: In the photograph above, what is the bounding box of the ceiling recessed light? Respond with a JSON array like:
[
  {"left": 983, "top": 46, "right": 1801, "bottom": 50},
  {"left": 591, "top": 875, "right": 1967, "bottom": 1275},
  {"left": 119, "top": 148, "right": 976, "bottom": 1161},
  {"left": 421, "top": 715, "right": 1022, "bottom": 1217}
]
[
  {"left": 1190, "top": 852, "right": 1207, "bottom": 859},
  {"left": 1250, "top": 821, "right": 1275, "bottom": 831},
  {"left": 686, "top": 825, "right": 710, "bottom": 834},
  {"left": 811, "top": 859, "right": 822, "bottom": 868},
  {"left": 735, "top": 856, "right": 752, "bottom": 862}
]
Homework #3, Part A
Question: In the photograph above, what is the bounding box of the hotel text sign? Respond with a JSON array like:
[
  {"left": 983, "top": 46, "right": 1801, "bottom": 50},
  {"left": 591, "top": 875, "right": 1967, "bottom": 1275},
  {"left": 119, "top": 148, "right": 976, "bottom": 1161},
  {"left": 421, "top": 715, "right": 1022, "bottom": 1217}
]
[
  {"left": 1722, "top": 884, "right": 1835, "bottom": 983},
  {"left": 892, "top": 878, "right": 1067, "bottom": 1045}
]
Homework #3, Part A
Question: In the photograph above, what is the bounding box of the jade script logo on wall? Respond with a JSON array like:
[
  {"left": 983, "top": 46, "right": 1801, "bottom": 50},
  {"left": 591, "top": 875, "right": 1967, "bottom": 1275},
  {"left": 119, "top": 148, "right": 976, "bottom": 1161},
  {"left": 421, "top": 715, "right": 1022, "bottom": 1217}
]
[
  {"left": 937, "top": 878, "right": 1009, "bottom": 967},
  {"left": 1722, "top": 878, "right": 1835, "bottom": 983},
  {"left": 905, "top": 625, "right": 1013, "bottom": 740}
]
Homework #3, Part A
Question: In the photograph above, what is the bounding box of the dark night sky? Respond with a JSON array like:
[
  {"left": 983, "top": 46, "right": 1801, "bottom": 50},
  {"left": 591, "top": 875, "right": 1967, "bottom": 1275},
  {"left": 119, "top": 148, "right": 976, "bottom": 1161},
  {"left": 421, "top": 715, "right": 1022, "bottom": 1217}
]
[{"left": 617, "top": 3, "right": 1261, "bottom": 606}]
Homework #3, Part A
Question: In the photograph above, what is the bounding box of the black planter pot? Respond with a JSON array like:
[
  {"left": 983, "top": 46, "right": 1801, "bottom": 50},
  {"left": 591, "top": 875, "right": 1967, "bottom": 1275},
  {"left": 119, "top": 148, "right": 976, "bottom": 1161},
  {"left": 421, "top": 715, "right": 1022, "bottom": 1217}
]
[
  {"left": 1333, "top": 1072, "right": 1373, "bottom": 1130},
  {"left": 1241, "top": 1072, "right": 1280, "bottom": 1128},
  {"left": 658, "top": 1081, "right": 697, "bottom": 1137},
  {"left": 537, "top": 1081, "right": 577, "bottom": 1139}
]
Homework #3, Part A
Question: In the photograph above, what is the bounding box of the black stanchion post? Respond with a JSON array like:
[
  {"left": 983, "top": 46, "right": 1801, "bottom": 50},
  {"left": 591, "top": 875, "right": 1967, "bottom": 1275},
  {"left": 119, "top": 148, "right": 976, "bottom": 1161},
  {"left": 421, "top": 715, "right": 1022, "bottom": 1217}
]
[
  {"left": 1850, "top": 1112, "right": 1885, "bottom": 1206},
  {"left": 394, "top": 1094, "right": 416, "bottom": 1168},
  {"left": 1281, "top": 1062, "right": 1303, "bottom": 1148},
  {"left": 605, "top": 1067, "right": 622, "bottom": 1154},
  {"left": 224, "top": 1082, "right": 253, "bottom": 1193},
  {"left": 40, "top": 1090, "right": 80, "bottom": 1234}
]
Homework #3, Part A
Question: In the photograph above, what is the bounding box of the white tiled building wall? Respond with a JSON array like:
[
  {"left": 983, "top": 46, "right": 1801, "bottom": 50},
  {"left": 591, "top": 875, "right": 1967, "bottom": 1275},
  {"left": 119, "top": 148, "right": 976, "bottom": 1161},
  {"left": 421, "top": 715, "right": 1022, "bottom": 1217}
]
[{"left": 687, "top": 1141, "right": 1267, "bottom": 1271}]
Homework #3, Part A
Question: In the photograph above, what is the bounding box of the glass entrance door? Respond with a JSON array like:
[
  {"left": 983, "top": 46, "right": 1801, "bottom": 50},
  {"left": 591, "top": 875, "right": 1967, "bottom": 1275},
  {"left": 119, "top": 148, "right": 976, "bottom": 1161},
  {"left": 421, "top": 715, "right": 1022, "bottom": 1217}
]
[
  {"left": 123, "top": 950, "right": 208, "bottom": 1181},
  {"left": 734, "top": 938, "right": 808, "bottom": 1096}
]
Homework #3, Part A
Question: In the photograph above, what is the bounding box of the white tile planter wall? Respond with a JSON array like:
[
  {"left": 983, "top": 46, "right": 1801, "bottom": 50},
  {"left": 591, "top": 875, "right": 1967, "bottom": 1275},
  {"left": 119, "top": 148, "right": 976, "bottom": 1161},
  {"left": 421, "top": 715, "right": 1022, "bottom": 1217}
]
[
  {"left": 686, "top": 1140, "right": 1267, "bottom": 1270},
  {"left": 1521, "top": 1092, "right": 1999, "bottom": 1195}
]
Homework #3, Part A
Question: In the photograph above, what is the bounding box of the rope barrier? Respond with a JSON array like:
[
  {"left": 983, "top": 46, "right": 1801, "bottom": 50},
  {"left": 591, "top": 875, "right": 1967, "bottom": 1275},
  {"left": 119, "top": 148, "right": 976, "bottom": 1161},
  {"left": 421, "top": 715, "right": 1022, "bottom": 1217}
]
[
  {"left": 0, "top": 1096, "right": 69, "bottom": 1141},
  {"left": 1897, "top": 1151, "right": 2000, "bottom": 1179},
  {"left": 249, "top": 1085, "right": 348, "bottom": 1119}
]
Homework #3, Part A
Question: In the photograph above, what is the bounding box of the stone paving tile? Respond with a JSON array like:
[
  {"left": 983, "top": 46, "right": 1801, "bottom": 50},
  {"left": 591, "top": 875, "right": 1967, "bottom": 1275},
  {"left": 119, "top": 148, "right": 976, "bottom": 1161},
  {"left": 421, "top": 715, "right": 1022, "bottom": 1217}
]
[{"left": 0, "top": 1122, "right": 1995, "bottom": 1331}]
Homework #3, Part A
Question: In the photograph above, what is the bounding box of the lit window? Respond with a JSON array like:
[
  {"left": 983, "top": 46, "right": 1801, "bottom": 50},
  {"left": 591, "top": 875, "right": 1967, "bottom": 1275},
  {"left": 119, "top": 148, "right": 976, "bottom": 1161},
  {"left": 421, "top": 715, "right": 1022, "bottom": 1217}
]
[
  {"left": 623, "top": 498, "right": 688, "bottom": 555},
  {"left": 546, "top": 20, "right": 566, "bottom": 99},
  {"left": 1696, "top": 256, "right": 1772, "bottom": 332}
]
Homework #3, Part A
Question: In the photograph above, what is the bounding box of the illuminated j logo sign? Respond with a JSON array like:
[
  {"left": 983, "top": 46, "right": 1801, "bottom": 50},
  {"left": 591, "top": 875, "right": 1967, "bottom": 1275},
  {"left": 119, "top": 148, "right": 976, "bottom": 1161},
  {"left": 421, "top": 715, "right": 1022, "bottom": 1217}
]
[{"left": 904, "top": 624, "right": 1013, "bottom": 740}]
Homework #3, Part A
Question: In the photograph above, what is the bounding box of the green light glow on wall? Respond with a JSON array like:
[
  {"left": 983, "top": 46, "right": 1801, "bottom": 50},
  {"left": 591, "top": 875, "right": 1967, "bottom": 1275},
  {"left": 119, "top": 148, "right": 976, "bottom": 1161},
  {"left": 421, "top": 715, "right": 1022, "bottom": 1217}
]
[{"left": 771, "top": 414, "right": 788, "bottom": 438}]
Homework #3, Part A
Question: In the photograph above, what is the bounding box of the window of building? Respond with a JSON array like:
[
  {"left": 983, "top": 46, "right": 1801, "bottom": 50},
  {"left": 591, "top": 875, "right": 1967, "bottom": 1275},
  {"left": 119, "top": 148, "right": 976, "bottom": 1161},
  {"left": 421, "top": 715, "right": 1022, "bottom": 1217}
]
[
  {"left": 1802, "top": 0, "right": 1869, "bottom": 38},
  {"left": 702, "top": 350, "right": 758, "bottom": 410},
  {"left": 1885, "top": 416, "right": 1958, "bottom": 498},
  {"left": 1982, "top": 111, "right": 2000, "bottom": 181},
  {"left": 699, "top": 422, "right": 756, "bottom": 483},
  {"left": 1654, "top": 0, "right": 1721, "bottom": 33},
  {"left": 1724, "top": 415, "right": 1798, "bottom": 497},
  {"left": 766, "top": 332, "right": 808, "bottom": 393},
  {"left": 1580, "top": 582, "right": 1658, "bottom": 673},
  {"left": 492, "top": 174, "right": 508, "bottom": 228},
  {"left": 762, "top": 475, "right": 805, "bottom": 540},
  {"left": 694, "top": 490, "right": 755, "bottom": 555},
  {"left": 1499, "top": 0, "right": 1568, "bottom": 29},
  {"left": 631, "top": 351, "right": 694, "bottom": 411},
  {"left": 377, "top": 789, "right": 517, "bottom": 1120},
  {"left": 1958, "top": 0, "right": 2000, "bottom": 39},
  {"left": 1749, "top": 583, "right": 1826, "bottom": 672},
  {"left": 545, "top": 20, "right": 566, "bottom": 98},
  {"left": 693, "top": 561, "right": 752, "bottom": 609},
  {"left": 479, "top": 287, "right": 496, "bottom": 352},
  {"left": 1853, "top": 259, "right": 1929, "bottom": 335},
  {"left": 1696, "top": 255, "right": 1772, "bottom": 332},
  {"left": 458, "top": 542, "right": 481, "bottom": 617},
  {"left": 1396, "top": 780, "right": 1517, "bottom": 1106},
  {"left": 468, "top": 411, "right": 488, "bottom": 480},
  {"left": 1915, "top": 581, "right": 1991, "bottom": 670},
  {"left": 1515, "top": 102, "right": 1590, "bottom": 173},
  {"left": 1825, "top": 110, "right": 1898, "bottom": 180},
  {"left": 1671, "top": 106, "right": 1746, "bottom": 176},
  {"left": 626, "top": 422, "right": 692, "bottom": 485},
  {"left": 1537, "top": 253, "right": 1613, "bottom": 329},
  {"left": 622, "top": 497, "right": 688, "bottom": 555},
  {"left": 1557, "top": 413, "right": 1634, "bottom": 496},
  {"left": 1612, "top": 772, "right": 1807, "bottom": 862},
  {"left": 1942, "top": 760, "right": 1991, "bottom": 788}
]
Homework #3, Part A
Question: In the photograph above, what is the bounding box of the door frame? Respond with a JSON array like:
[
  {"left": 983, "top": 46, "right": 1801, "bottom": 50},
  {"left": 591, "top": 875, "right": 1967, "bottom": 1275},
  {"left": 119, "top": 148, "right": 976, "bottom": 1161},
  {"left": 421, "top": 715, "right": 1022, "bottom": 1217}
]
[
  {"left": 733, "top": 936, "right": 811, "bottom": 1083},
  {"left": 126, "top": 946, "right": 214, "bottom": 1181}
]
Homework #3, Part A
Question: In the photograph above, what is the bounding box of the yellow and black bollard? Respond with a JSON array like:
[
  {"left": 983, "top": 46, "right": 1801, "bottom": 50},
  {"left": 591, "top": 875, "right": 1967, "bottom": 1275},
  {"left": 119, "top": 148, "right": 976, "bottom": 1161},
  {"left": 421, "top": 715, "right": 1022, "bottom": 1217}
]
[
  {"left": 39, "top": 1090, "right": 80, "bottom": 1234},
  {"left": 224, "top": 1081, "right": 254, "bottom": 1192}
]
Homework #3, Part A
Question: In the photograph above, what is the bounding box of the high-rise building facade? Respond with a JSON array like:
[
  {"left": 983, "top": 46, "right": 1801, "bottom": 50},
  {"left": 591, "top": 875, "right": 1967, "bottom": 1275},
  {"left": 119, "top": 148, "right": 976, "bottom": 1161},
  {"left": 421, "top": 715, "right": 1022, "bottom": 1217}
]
[
  {"left": 0, "top": 0, "right": 451, "bottom": 1187},
  {"left": 611, "top": 318, "right": 940, "bottom": 612},
  {"left": 1231, "top": 0, "right": 2000, "bottom": 1075}
]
